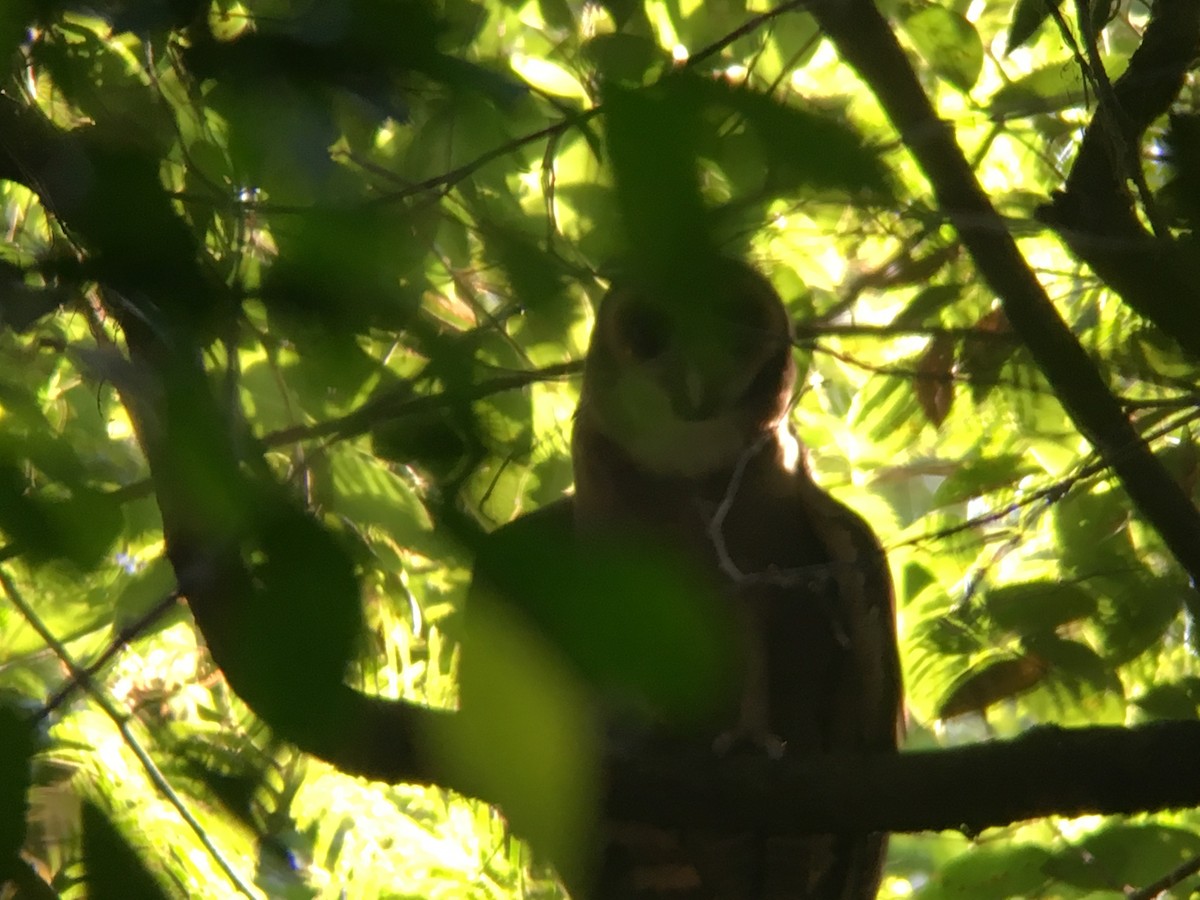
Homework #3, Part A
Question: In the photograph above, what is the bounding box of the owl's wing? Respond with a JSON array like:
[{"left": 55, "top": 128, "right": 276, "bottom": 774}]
[
  {"left": 747, "top": 478, "right": 901, "bottom": 900},
  {"left": 799, "top": 477, "right": 905, "bottom": 749}
]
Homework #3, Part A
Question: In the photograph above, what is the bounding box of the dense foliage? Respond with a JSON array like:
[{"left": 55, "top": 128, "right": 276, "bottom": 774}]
[{"left": 0, "top": 0, "right": 1198, "bottom": 897}]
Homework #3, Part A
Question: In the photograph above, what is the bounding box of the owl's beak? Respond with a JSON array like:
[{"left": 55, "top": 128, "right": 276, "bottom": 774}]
[{"left": 673, "top": 364, "right": 720, "bottom": 421}]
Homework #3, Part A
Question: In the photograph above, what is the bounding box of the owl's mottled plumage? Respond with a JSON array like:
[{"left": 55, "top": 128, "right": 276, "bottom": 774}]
[{"left": 470, "top": 258, "right": 902, "bottom": 898}]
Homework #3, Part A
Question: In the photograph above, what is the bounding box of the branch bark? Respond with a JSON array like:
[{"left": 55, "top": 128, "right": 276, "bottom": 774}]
[
  {"left": 803, "top": 0, "right": 1200, "bottom": 590},
  {"left": 606, "top": 721, "right": 1200, "bottom": 834}
]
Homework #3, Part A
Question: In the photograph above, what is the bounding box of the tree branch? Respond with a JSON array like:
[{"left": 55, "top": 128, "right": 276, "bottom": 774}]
[
  {"left": 1039, "top": 0, "right": 1200, "bottom": 356},
  {"left": 802, "top": 0, "right": 1200, "bottom": 590},
  {"left": 606, "top": 721, "right": 1200, "bottom": 834}
]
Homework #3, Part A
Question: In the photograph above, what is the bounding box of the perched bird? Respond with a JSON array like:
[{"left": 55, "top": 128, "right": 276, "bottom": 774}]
[{"left": 467, "top": 257, "right": 902, "bottom": 898}]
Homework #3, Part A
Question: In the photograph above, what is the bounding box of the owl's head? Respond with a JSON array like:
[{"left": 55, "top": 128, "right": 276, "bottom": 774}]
[{"left": 578, "top": 258, "right": 796, "bottom": 478}]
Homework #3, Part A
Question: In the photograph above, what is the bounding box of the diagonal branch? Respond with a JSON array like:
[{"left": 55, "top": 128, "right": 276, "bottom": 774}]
[
  {"left": 1039, "top": 0, "right": 1200, "bottom": 356},
  {"left": 802, "top": 0, "right": 1200, "bottom": 590}
]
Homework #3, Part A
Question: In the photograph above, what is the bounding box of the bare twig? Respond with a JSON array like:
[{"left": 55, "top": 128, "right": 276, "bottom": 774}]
[{"left": 0, "top": 569, "right": 257, "bottom": 898}]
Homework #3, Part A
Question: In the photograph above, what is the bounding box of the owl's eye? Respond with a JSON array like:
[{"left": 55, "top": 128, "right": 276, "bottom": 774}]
[
  {"left": 615, "top": 302, "right": 671, "bottom": 360},
  {"left": 710, "top": 292, "right": 772, "bottom": 332}
]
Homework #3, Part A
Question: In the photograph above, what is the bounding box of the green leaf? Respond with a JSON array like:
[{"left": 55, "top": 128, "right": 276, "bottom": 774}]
[
  {"left": 769, "top": 12, "right": 821, "bottom": 69},
  {"left": 582, "top": 33, "right": 669, "bottom": 85},
  {"left": 1094, "top": 573, "right": 1183, "bottom": 665},
  {"left": 989, "top": 55, "right": 1128, "bottom": 120},
  {"left": 902, "top": 6, "right": 984, "bottom": 92},
  {"left": 697, "top": 80, "right": 894, "bottom": 199},
  {"left": 914, "top": 613, "right": 983, "bottom": 655},
  {"left": 598, "top": 0, "right": 644, "bottom": 28},
  {"left": 853, "top": 371, "right": 924, "bottom": 445},
  {"left": 372, "top": 408, "right": 476, "bottom": 480},
  {"left": 113, "top": 557, "right": 182, "bottom": 633},
  {"left": 603, "top": 76, "right": 713, "bottom": 276},
  {"left": 1005, "top": 0, "right": 1064, "bottom": 53},
  {"left": 1025, "top": 633, "right": 1120, "bottom": 697},
  {"left": 0, "top": 702, "right": 34, "bottom": 882},
  {"left": 263, "top": 205, "right": 423, "bottom": 334},
  {"left": 931, "top": 454, "right": 1032, "bottom": 507},
  {"left": 449, "top": 597, "right": 599, "bottom": 893},
  {"left": 920, "top": 843, "right": 1053, "bottom": 899},
  {"left": 1056, "top": 489, "right": 1136, "bottom": 574},
  {"left": 539, "top": 0, "right": 576, "bottom": 30},
  {"left": 484, "top": 229, "right": 574, "bottom": 343},
  {"left": 82, "top": 800, "right": 171, "bottom": 900},
  {"left": 0, "top": 464, "right": 122, "bottom": 571},
  {"left": 30, "top": 23, "right": 174, "bottom": 154},
  {"left": 327, "top": 447, "right": 437, "bottom": 554},
  {"left": 604, "top": 73, "right": 894, "bottom": 278},
  {"left": 510, "top": 54, "right": 588, "bottom": 100},
  {"left": 1006, "top": 0, "right": 1114, "bottom": 54},
  {"left": 1046, "top": 823, "right": 1200, "bottom": 891},
  {"left": 982, "top": 580, "right": 1097, "bottom": 635},
  {"left": 1132, "top": 682, "right": 1199, "bottom": 721},
  {"left": 0, "top": 1, "right": 31, "bottom": 71},
  {"left": 892, "top": 284, "right": 963, "bottom": 328},
  {"left": 470, "top": 501, "right": 739, "bottom": 721}
]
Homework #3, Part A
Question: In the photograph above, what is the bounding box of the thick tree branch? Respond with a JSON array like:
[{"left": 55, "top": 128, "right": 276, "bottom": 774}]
[
  {"left": 803, "top": 0, "right": 1200, "bottom": 589},
  {"left": 1039, "top": 0, "right": 1200, "bottom": 356},
  {"left": 607, "top": 721, "right": 1200, "bottom": 834}
]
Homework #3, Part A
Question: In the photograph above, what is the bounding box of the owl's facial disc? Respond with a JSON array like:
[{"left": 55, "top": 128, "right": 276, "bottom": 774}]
[{"left": 582, "top": 272, "right": 794, "bottom": 476}]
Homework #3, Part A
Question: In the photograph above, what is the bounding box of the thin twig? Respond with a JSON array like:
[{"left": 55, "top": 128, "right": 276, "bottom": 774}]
[
  {"left": 263, "top": 361, "right": 581, "bottom": 446},
  {"left": 40, "top": 590, "right": 182, "bottom": 718},
  {"left": 1128, "top": 852, "right": 1200, "bottom": 900},
  {"left": 0, "top": 568, "right": 258, "bottom": 898}
]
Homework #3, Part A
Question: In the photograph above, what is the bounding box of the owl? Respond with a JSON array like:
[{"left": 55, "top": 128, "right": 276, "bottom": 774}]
[{"left": 467, "top": 258, "right": 902, "bottom": 899}]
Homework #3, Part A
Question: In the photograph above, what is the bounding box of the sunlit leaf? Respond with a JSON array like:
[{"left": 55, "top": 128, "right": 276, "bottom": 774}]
[
  {"left": 892, "top": 284, "right": 963, "bottom": 328},
  {"left": 582, "top": 33, "right": 669, "bottom": 85},
  {"left": 989, "top": 55, "right": 1128, "bottom": 120},
  {"left": 450, "top": 598, "right": 599, "bottom": 891},
  {"left": 327, "top": 447, "right": 437, "bottom": 555},
  {"left": 511, "top": 54, "right": 589, "bottom": 100},
  {"left": 1045, "top": 823, "right": 1200, "bottom": 891},
  {"left": 902, "top": 6, "right": 984, "bottom": 92},
  {"left": 1005, "top": 0, "right": 1064, "bottom": 54},
  {"left": 1094, "top": 573, "right": 1183, "bottom": 665},
  {"left": 982, "top": 580, "right": 1097, "bottom": 635},
  {"left": 919, "top": 843, "right": 1053, "bottom": 899},
  {"left": 931, "top": 453, "right": 1032, "bottom": 506}
]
